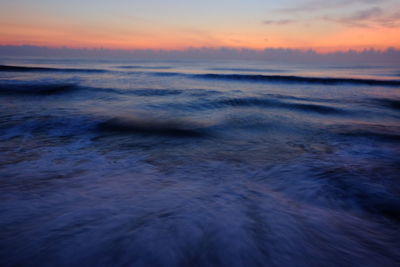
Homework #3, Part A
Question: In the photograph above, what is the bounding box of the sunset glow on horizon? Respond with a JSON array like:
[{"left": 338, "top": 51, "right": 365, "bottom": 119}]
[{"left": 1, "top": 0, "right": 400, "bottom": 52}]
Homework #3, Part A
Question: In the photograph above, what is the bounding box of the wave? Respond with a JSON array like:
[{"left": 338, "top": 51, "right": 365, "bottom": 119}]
[
  {"left": 0, "top": 65, "right": 107, "bottom": 73},
  {"left": 123, "top": 88, "right": 182, "bottom": 96},
  {"left": 151, "top": 72, "right": 181, "bottom": 77},
  {"left": 118, "top": 65, "right": 172, "bottom": 70},
  {"left": 341, "top": 130, "right": 400, "bottom": 142},
  {"left": 0, "top": 115, "right": 97, "bottom": 140},
  {"left": 335, "top": 124, "right": 400, "bottom": 142},
  {"left": 0, "top": 80, "right": 78, "bottom": 95},
  {"left": 207, "top": 67, "right": 288, "bottom": 73},
  {"left": 215, "top": 97, "right": 346, "bottom": 114},
  {"left": 0, "top": 114, "right": 210, "bottom": 140},
  {"left": 374, "top": 98, "right": 400, "bottom": 111},
  {"left": 98, "top": 117, "right": 209, "bottom": 138},
  {"left": 88, "top": 87, "right": 183, "bottom": 97},
  {"left": 0, "top": 80, "right": 190, "bottom": 98},
  {"left": 261, "top": 93, "right": 337, "bottom": 104},
  {"left": 149, "top": 72, "right": 400, "bottom": 86},
  {"left": 197, "top": 73, "right": 400, "bottom": 86}
]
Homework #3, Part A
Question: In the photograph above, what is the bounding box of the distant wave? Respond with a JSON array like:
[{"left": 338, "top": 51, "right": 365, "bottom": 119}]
[
  {"left": 0, "top": 65, "right": 107, "bottom": 73},
  {"left": 98, "top": 117, "right": 209, "bottom": 138},
  {"left": 374, "top": 99, "right": 400, "bottom": 111},
  {"left": 89, "top": 87, "right": 183, "bottom": 97},
  {"left": 118, "top": 65, "right": 172, "bottom": 70},
  {"left": 150, "top": 72, "right": 400, "bottom": 86},
  {"left": 335, "top": 124, "right": 400, "bottom": 142},
  {"left": 151, "top": 72, "right": 181, "bottom": 77},
  {"left": 0, "top": 80, "right": 78, "bottom": 95},
  {"left": 0, "top": 114, "right": 211, "bottom": 140},
  {"left": 341, "top": 130, "right": 400, "bottom": 142},
  {"left": 197, "top": 73, "right": 400, "bottom": 86},
  {"left": 207, "top": 67, "right": 288, "bottom": 73},
  {"left": 122, "top": 88, "right": 182, "bottom": 96},
  {"left": 0, "top": 114, "right": 98, "bottom": 140},
  {"left": 215, "top": 97, "right": 346, "bottom": 114}
]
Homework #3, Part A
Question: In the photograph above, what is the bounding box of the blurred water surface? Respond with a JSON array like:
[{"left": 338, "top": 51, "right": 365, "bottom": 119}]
[{"left": 0, "top": 58, "right": 399, "bottom": 266}]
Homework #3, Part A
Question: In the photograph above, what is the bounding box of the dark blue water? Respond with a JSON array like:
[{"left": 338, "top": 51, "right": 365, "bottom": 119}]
[{"left": 0, "top": 58, "right": 399, "bottom": 266}]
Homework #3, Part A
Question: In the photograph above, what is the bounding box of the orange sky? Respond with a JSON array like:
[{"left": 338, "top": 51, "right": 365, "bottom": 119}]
[{"left": 1, "top": 0, "right": 399, "bottom": 52}]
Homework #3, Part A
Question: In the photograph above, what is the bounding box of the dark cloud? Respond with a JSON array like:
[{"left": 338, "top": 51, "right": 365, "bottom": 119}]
[
  {"left": 263, "top": 19, "right": 296, "bottom": 25},
  {"left": 276, "top": 0, "right": 384, "bottom": 13},
  {"left": 374, "top": 10, "right": 400, "bottom": 27},
  {"left": 265, "top": 0, "right": 396, "bottom": 29},
  {"left": 323, "top": 7, "right": 382, "bottom": 27},
  {"left": 323, "top": 7, "right": 400, "bottom": 28}
]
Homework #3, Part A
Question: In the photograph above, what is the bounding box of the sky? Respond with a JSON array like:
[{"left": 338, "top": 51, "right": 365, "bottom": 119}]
[{"left": 0, "top": 0, "right": 399, "bottom": 52}]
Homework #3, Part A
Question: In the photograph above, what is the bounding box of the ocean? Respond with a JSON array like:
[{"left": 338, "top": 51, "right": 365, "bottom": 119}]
[{"left": 0, "top": 57, "right": 399, "bottom": 266}]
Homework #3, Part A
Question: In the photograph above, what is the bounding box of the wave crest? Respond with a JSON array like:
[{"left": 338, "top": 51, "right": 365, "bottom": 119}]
[
  {"left": 215, "top": 97, "right": 346, "bottom": 114},
  {"left": 0, "top": 65, "right": 106, "bottom": 73},
  {"left": 198, "top": 73, "right": 400, "bottom": 86},
  {"left": 98, "top": 117, "right": 209, "bottom": 138},
  {"left": 0, "top": 80, "right": 78, "bottom": 95}
]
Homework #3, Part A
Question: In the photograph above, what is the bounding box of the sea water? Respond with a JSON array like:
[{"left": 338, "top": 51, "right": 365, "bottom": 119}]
[{"left": 0, "top": 58, "right": 399, "bottom": 266}]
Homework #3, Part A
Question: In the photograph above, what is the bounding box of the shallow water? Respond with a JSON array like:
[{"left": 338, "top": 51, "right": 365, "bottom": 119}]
[{"left": 0, "top": 58, "right": 399, "bottom": 266}]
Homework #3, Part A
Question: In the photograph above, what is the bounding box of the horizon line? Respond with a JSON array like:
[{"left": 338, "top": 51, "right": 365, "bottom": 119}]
[
  {"left": 1, "top": 44, "right": 400, "bottom": 63},
  {"left": 1, "top": 44, "right": 400, "bottom": 54}
]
